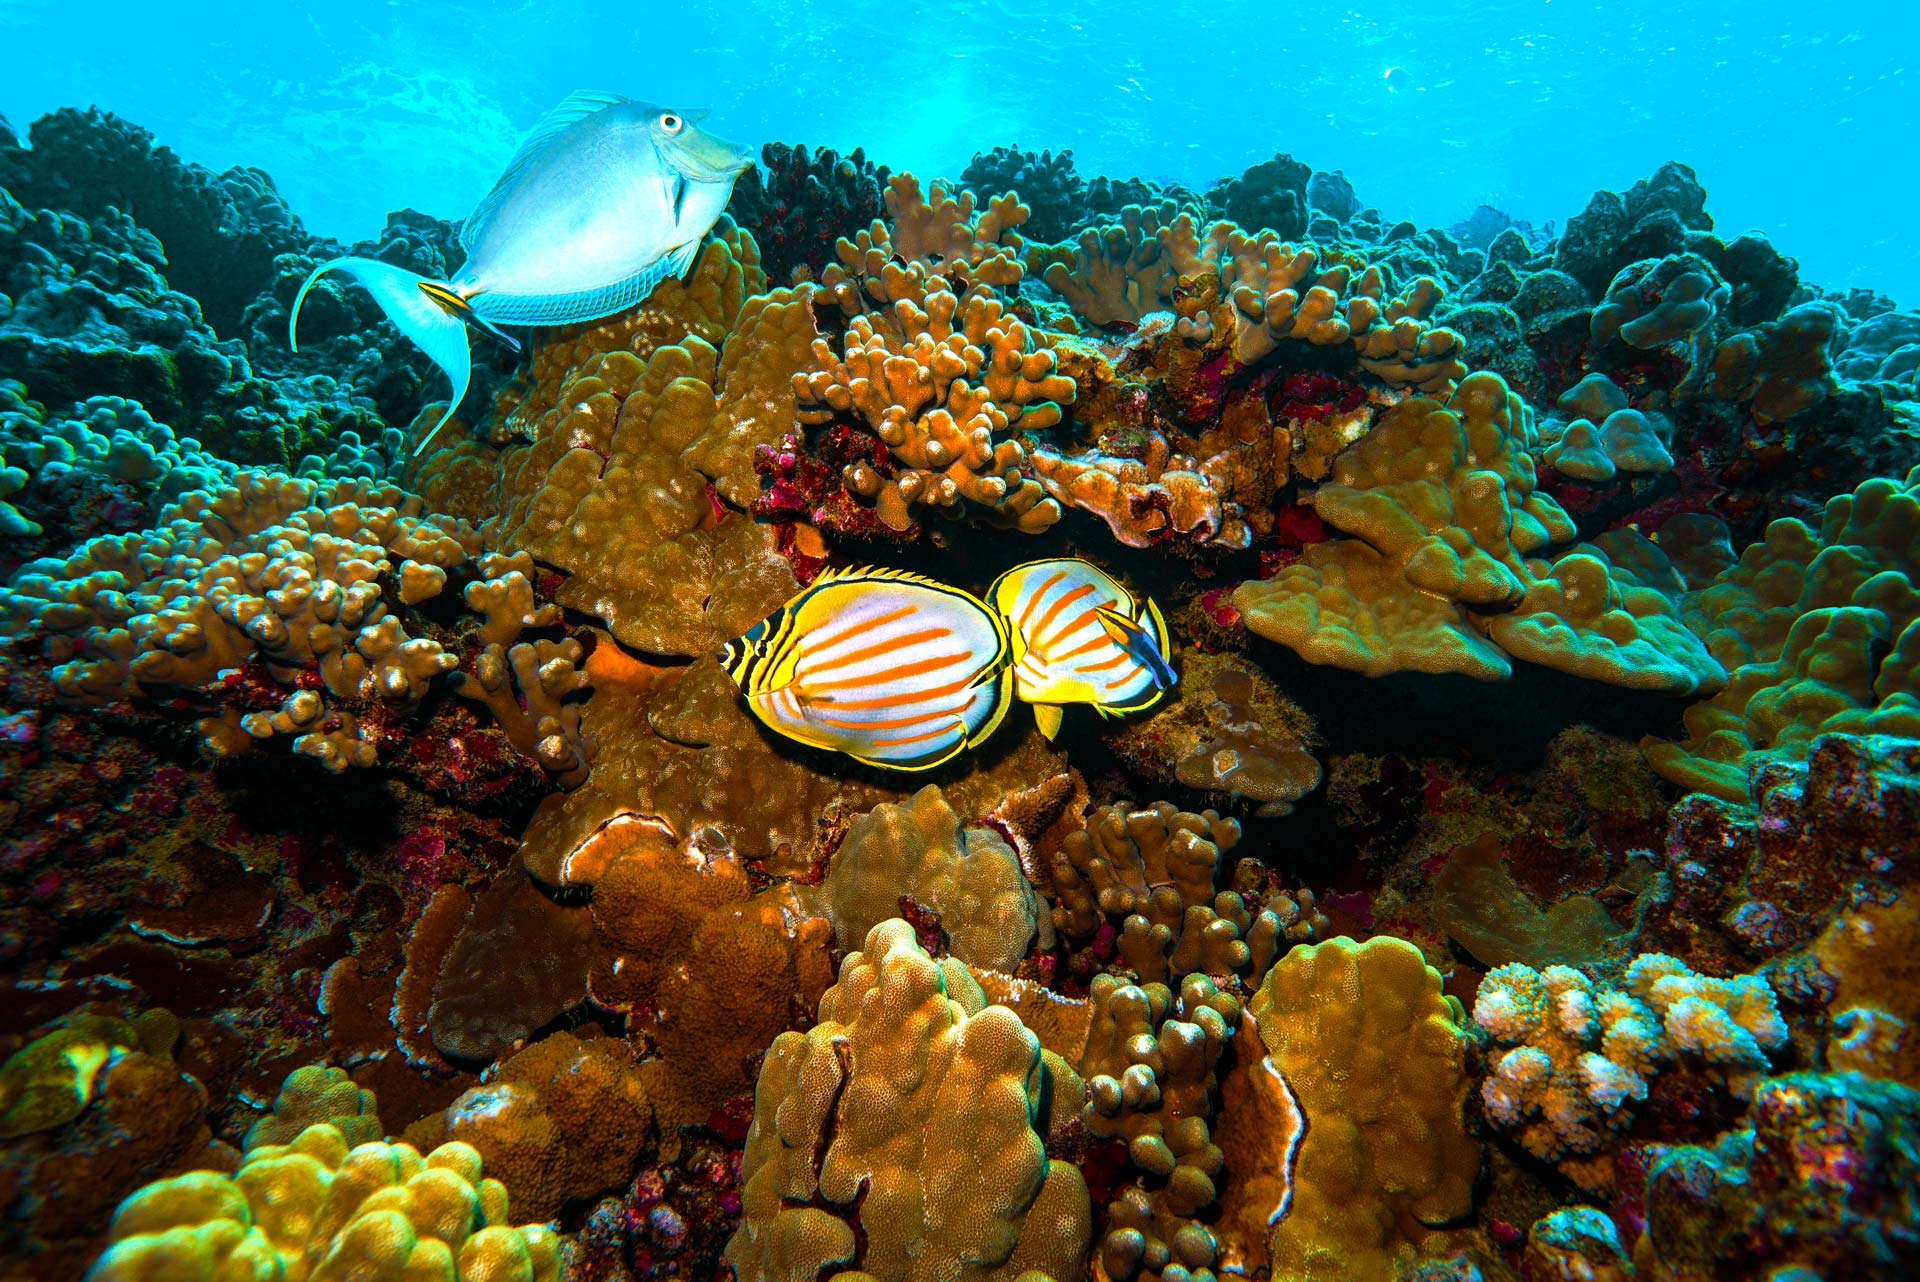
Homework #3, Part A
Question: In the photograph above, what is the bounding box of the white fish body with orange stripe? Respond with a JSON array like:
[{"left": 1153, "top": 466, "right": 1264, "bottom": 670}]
[
  {"left": 989, "top": 558, "right": 1176, "bottom": 740},
  {"left": 718, "top": 567, "right": 1014, "bottom": 771}
]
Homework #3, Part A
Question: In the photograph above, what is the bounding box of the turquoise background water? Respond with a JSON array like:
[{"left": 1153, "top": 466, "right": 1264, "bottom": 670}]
[{"left": 3, "top": 0, "right": 1916, "bottom": 304}]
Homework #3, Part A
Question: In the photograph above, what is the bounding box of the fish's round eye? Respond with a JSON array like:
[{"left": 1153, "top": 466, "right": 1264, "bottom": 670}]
[{"left": 660, "top": 113, "right": 683, "bottom": 134}]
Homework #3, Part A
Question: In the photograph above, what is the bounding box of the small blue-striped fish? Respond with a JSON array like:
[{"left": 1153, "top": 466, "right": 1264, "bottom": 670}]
[
  {"left": 719, "top": 567, "right": 1014, "bottom": 771},
  {"left": 989, "top": 558, "right": 1175, "bottom": 740}
]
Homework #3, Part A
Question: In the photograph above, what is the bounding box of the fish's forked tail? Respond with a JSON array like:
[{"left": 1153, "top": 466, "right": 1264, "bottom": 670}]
[{"left": 290, "top": 257, "right": 479, "bottom": 456}]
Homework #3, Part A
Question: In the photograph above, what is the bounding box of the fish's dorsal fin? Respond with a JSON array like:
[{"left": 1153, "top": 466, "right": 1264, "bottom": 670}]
[
  {"left": 461, "top": 90, "right": 631, "bottom": 253},
  {"left": 810, "top": 564, "right": 948, "bottom": 590}
]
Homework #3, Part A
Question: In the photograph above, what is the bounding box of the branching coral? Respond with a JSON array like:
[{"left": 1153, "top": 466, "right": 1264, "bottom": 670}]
[
  {"left": 726, "top": 918, "right": 1091, "bottom": 1282},
  {"left": 727, "top": 142, "right": 892, "bottom": 283},
  {"left": 0, "top": 470, "right": 592, "bottom": 780},
  {"left": 1473, "top": 956, "right": 1787, "bottom": 1186},
  {"left": 1033, "top": 205, "right": 1465, "bottom": 396},
  {"left": 963, "top": 145, "right": 1085, "bottom": 242},
  {"left": 1644, "top": 467, "right": 1920, "bottom": 800},
  {"left": 793, "top": 282, "right": 1071, "bottom": 533},
  {"left": 769, "top": 173, "right": 1073, "bottom": 537}
]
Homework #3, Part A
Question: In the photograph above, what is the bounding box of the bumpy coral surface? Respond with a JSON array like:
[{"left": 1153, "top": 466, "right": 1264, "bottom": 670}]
[
  {"left": 727, "top": 919, "right": 1091, "bottom": 1282},
  {"left": 1474, "top": 955, "right": 1786, "bottom": 1185}
]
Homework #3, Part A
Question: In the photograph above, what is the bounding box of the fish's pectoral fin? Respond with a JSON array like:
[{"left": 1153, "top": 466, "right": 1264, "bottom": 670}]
[
  {"left": 669, "top": 170, "right": 691, "bottom": 221},
  {"left": 1033, "top": 703, "right": 1064, "bottom": 741},
  {"left": 667, "top": 239, "right": 702, "bottom": 280}
]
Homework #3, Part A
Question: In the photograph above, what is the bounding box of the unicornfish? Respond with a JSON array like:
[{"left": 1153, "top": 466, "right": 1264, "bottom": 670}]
[
  {"left": 719, "top": 567, "right": 1014, "bottom": 771},
  {"left": 290, "top": 92, "right": 753, "bottom": 452},
  {"left": 990, "top": 557, "right": 1175, "bottom": 740}
]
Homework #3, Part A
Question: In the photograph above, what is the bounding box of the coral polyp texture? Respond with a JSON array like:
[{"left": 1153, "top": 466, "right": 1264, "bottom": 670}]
[{"left": 3, "top": 97, "right": 1920, "bottom": 1282}]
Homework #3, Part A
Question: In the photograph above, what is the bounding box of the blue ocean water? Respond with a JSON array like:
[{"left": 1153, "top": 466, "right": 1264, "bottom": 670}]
[{"left": 3, "top": 1, "right": 1916, "bottom": 304}]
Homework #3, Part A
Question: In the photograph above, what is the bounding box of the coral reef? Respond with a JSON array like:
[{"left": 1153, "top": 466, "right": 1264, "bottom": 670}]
[{"left": 6, "top": 94, "right": 1920, "bottom": 1282}]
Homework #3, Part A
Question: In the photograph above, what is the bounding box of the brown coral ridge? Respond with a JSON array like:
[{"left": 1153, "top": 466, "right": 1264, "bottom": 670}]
[{"left": 1233, "top": 372, "right": 1725, "bottom": 695}]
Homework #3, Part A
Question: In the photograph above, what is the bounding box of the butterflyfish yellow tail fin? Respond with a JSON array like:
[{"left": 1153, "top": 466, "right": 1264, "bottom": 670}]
[
  {"left": 290, "top": 257, "right": 476, "bottom": 457},
  {"left": 1033, "top": 703, "right": 1064, "bottom": 741},
  {"left": 1095, "top": 606, "right": 1176, "bottom": 690}
]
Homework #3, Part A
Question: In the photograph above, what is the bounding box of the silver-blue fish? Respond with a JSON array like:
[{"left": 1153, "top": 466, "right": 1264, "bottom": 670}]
[{"left": 290, "top": 92, "right": 753, "bottom": 450}]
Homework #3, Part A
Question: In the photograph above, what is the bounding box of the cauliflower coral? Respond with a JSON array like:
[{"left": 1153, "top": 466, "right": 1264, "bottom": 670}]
[{"left": 1472, "top": 955, "right": 1786, "bottom": 1183}]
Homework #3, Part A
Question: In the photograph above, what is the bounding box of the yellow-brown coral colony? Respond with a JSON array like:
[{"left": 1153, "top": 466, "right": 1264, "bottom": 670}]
[{"left": 4, "top": 108, "right": 1920, "bottom": 1282}]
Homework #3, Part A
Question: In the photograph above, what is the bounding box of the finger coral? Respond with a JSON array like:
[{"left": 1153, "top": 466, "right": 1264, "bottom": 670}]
[{"left": 726, "top": 918, "right": 1092, "bottom": 1282}]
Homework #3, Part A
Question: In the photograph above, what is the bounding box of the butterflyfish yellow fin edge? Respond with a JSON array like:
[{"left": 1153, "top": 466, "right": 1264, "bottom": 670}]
[{"left": 1033, "top": 703, "right": 1064, "bottom": 741}]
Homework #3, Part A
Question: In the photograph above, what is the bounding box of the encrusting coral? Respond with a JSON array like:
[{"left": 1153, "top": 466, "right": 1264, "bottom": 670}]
[
  {"left": 726, "top": 918, "right": 1092, "bottom": 1282},
  {"left": 799, "top": 784, "right": 1047, "bottom": 972}
]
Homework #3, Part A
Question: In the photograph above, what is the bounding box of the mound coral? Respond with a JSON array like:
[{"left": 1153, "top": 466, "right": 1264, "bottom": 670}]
[
  {"left": 1644, "top": 467, "right": 1920, "bottom": 800},
  {"left": 493, "top": 293, "right": 814, "bottom": 655},
  {"left": 1228, "top": 935, "right": 1479, "bottom": 1282},
  {"left": 88, "top": 1121, "right": 560, "bottom": 1282},
  {"left": 1474, "top": 955, "right": 1787, "bottom": 1186},
  {"left": 726, "top": 918, "right": 1092, "bottom": 1282}
]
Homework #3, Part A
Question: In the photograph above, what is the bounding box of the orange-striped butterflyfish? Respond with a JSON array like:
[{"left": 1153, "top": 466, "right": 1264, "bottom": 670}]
[
  {"left": 989, "top": 558, "right": 1175, "bottom": 740},
  {"left": 718, "top": 566, "right": 1015, "bottom": 771}
]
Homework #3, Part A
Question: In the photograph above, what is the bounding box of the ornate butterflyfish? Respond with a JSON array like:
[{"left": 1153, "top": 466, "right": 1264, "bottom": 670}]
[
  {"left": 719, "top": 566, "right": 1014, "bottom": 771},
  {"left": 989, "top": 557, "right": 1175, "bottom": 740},
  {"left": 290, "top": 92, "right": 752, "bottom": 453}
]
